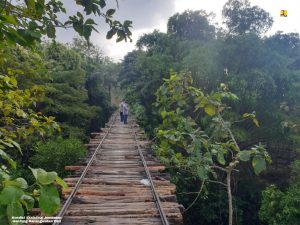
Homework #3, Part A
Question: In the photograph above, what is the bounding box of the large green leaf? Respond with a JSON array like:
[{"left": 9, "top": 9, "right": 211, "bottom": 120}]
[
  {"left": 0, "top": 187, "right": 24, "bottom": 204},
  {"left": 0, "top": 15, "right": 18, "bottom": 25},
  {"left": 106, "top": 9, "right": 116, "bottom": 17},
  {"left": 0, "top": 205, "right": 9, "bottom": 225},
  {"left": 0, "top": 150, "right": 16, "bottom": 169},
  {"left": 217, "top": 152, "right": 226, "bottom": 165},
  {"left": 55, "top": 177, "right": 68, "bottom": 190},
  {"left": 252, "top": 156, "right": 266, "bottom": 175},
  {"left": 106, "top": 28, "right": 116, "bottom": 39},
  {"left": 197, "top": 166, "right": 207, "bottom": 179},
  {"left": 83, "top": 25, "right": 92, "bottom": 41},
  {"left": 39, "top": 185, "right": 60, "bottom": 215},
  {"left": 238, "top": 150, "right": 252, "bottom": 162},
  {"left": 4, "top": 178, "right": 28, "bottom": 189},
  {"left": 38, "top": 170, "right": 57, "bottom": 185},
  {"left": 15, "top": 178, "right": 28, "bottom": 189},
  {"left": 29, "top": 167, "right": 38, "bottom": 180},
  {"left": 7, "top": 202, "right": 24, "bottom": 224},
  {"left": 30, "top": 167, "right": 57, "bottom": 185}
]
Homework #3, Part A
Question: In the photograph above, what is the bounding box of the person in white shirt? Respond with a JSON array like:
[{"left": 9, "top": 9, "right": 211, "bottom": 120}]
[{"left": 123, "top": 101, "right": 129, "bottom": 124}]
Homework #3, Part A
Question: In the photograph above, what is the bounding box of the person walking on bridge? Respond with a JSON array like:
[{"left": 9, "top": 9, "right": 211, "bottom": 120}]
[
  {"left": 123, "top": 101, "right": 129, "bottom": 124},
  {"left": 119, "top": 99, "right": 124, "bottom": 122}
]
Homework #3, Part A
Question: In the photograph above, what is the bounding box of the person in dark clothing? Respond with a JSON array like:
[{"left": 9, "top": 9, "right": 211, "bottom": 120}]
[{"left": 119, "top": 100, "right": 124, "bottom": 122}]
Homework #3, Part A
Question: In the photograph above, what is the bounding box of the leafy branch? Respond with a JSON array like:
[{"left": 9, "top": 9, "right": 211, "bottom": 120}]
[{"left": 154, "top": 71, "right": 271, "bottom": 225}]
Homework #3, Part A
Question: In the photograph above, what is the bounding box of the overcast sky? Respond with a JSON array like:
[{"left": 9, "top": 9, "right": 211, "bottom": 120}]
[{"left": 56, "top": 0, "right": 300, "bottom": 61}]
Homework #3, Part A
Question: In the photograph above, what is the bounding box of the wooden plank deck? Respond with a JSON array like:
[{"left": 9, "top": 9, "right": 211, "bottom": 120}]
[{"left": 58, "top": 115, "right": 183, "bottom": 225}]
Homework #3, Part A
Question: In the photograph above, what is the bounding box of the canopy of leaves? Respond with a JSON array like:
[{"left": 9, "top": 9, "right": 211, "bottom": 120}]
[
  {"left": 0, "top": 0, "right": 132, "bottom": 46},
  {"left": 118, "top": 7, "right": 300, "bottom": 225},
  {"left": 155, "top": 72, "right": 270, "bottom": 177},
  {"left": 222, "top": 0, "right": 273, "bottom": 35},
  {"left": 167, "top": 10, "right": 215, "bottom": 41},
  {"left": 0, "top": 0, "right": 126, "bottom": 222}
]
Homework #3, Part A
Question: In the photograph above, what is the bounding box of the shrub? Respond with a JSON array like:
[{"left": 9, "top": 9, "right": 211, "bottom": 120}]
[
  {"left": 259, "top": 184, "right": 300, "bottom": 225},
  {"left": 31, "top": 137, "right": 86, "bottom": 177}
]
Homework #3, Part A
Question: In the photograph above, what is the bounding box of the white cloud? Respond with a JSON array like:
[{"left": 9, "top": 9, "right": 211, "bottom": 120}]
[
  {"left": 175, "top": 0, "right": 227, "bottom": 14},
  {"left": 56, "top": 0, "right": 300, "bottom": 60},
  {"left": 174, "top": 0, "right": 227, "bottom": 28},
  {"left": 90, "top": 20, "right": 167, "bottom": 62},
  {"left": 252, "top": 0, "right": 300, "bottom": 35}
]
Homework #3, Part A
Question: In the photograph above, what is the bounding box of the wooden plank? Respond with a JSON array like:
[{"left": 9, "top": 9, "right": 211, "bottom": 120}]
[{"left": 58, "top": 114, "right": 183, "bottom": 225}]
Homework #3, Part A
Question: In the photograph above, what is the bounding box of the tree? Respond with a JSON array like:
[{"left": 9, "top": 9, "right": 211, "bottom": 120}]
[
  {"left": 41, "top": 42, "right": 102, "bottom": 139},
  {"left": 222, "top": 0, "right": 273, "bottom": 35},
  {"left": 1, "top": 0, "right": 132, "bottom": 222},
  {"left": 70, "top": 38, "right": 118, "bottom": 128},
  {"left": 85, "top": 60, "right": 119, "bottom": 128},
  {"left": 70, "top": 37, "right": 104, "bottom": 71},
  {"left": 155, "top": 72, "right": 271, "bottom": 225},
  {"left": 0, "top": 43, "right": 67, "bottom": 223},
  {"left": 266, "top": 31, "right": 300, "bottom": 58},
  {"left": 136, "top": 30, "right": 177, "bottom": 54},
  {"left": 118, "top": 7, "right": 300, "bottom": 225},
  {"left": 0, "top": 0, "right": 132, "bottom": 46},
  {"left": 118, "top": 45, "right": 176, "bottom": 135},
  {"left": 181, "top": 39, "right": 221, "bottom": 92},
  {"left": 167, "top": 10, "right": 215, "bottom": 41}
]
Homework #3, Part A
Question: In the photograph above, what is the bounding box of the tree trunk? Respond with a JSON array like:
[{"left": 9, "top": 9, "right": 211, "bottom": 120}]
[{"left": 227, "top": 170, "right": 233, "bottom": 225}]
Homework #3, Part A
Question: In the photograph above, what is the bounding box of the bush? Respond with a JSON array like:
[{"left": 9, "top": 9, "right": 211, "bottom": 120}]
[
  {"left": 31, "top": 137, "right": 86, "bottom": 177},
  {"left": 130, "top": 103, "right": 159, "bottom": 138},
  {"left": 259, "top": 159, "right": 300, "bottom": 225},
  {"left": 259, "top": 184, "right": 300, "bottom": 225}
]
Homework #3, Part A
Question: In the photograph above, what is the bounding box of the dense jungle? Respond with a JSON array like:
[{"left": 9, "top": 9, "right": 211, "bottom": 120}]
[{"left": 0, "top": 0, "right": 299, "bottom": 225}]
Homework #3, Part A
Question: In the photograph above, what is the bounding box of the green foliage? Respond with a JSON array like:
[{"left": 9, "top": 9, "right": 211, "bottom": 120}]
[
  {"left": 222, "top": 0, "right": 273, "bottom": 35},
  {"left": 31, "top": 137, "right": 86, "bottom": 177},
  {"left": 118, "top": 5, "right": 300, "bottom": 225},
  {"left": 167, "top": 10, "right": 215, "bottom": 41},
  {"left": 0, "top": 42, "right": 68, "bottom": 223},
  {"left": 0, "top": 46, "right": 60, "bottom": 166},
  {"left": 154, "top": 72, "right": 271, "bottom": 225},
  {"left": 130, "top": 103, "right": 159, "bottom": 137},
  {"left": 40, "top": 42, "right": 107, "bottom": 139},
  {"left": 0, "top": 38, "right": 116, "bottom": 223},
  {"left": 70, "top": 38, "right": 117, "bottom": 129},
  {"left": 155, "top": 72, "right": 270, "bottom": 179},
  {"left": 259, "top": 158, "right": 300, "bottom": 225},
  {"left": 259, "top": 185, "right": 300, "bottom": 225},
  {"left": 0, "top": 167, "right": 67, "bottom": 224},
  {"left": 180, "top": 40, "right": 221, "bottom": 91},
  {"left": 39, "top": 185, "right": 60, "bottom": 215},
  {"left": 85, "top": 61, "right": 118, "bottom": 111},
  {"left": 290, "top": 160, "right": 300, "bottom": 184},
  {"left": 0, "top": 0, "right": 132, "bottom": 46},
  {"left": 0, "top": 13, "right": 119, "bottom": 222},
  {"left": 119, "top": 32, "right": 180, "bottom": 136},
  {"left": 0, "top": 0, "right": 127, "bottom": 221}
]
